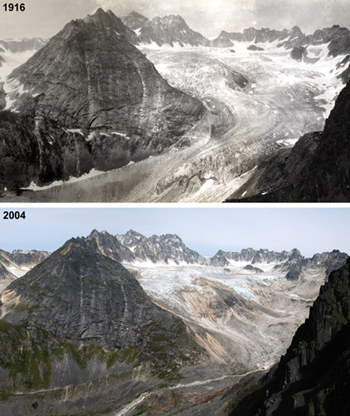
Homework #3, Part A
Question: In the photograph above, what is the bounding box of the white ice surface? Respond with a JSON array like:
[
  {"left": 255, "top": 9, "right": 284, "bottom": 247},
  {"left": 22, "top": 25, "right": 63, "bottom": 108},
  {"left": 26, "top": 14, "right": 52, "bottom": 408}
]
[{"left": 124, "top": 263, "right": 283, "bottom": 304}]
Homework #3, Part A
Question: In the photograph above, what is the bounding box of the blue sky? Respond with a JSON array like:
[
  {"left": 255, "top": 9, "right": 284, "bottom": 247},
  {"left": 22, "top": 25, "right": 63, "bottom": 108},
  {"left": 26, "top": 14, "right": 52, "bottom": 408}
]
[
  {"left": 0, "top": 207, "right": 349, "bottom": 258},
  {"left": 1, "top": 0, "right": 350, "bottom": 39}
]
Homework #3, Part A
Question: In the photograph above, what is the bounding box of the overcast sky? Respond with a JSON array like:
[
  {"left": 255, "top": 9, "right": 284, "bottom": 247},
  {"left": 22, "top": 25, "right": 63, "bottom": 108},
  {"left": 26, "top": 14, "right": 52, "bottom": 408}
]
[
  {"left": 0, "top": 207, "right": 349, "bottom": 258},
  {"left": 1, "top": 0, "right": 350, "bottom": 39}
]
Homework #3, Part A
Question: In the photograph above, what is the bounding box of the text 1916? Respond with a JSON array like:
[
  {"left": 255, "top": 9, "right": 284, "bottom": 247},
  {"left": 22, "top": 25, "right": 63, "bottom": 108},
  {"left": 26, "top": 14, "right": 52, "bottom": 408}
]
[
  {"left": 3, "top": 3, "right": 26, "bottom": 11},
  {"left": 3, "top": 211, "right": 26, "bottom": 220}
]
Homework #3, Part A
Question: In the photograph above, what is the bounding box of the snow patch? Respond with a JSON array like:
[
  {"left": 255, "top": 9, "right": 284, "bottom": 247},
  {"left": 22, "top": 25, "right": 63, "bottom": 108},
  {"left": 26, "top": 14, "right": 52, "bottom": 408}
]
[{"left": 24, "top": 169, "right": 105, "bottom": 191}]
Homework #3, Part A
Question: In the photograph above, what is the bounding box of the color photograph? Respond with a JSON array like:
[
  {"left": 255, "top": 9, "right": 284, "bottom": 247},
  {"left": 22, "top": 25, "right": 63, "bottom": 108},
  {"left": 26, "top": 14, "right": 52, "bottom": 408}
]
[{"left": 0, "top": 207, "right": 349, "bottom": 414}]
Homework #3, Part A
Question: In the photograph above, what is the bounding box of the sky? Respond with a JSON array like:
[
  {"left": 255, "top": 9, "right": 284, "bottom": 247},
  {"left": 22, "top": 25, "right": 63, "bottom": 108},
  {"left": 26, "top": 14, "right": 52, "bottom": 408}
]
[
  {"left": 0, "top": 207, "right": 349, "bottom": 258},
  {"left": 1, "top": 0, "right": 350, "bottom": 40}
]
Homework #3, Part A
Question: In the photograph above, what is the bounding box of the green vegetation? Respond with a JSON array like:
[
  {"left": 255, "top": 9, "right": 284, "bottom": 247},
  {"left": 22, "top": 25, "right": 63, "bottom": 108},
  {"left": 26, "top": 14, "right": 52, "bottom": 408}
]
[
  {"left": 0, "top": 316, "right": 146, "bottom": 396},
  {"left": 0, "top": 384, "right": 9, "bottom": 401},
  {"left": 0, "top": 320, "right": 52, "bottom": 391}
]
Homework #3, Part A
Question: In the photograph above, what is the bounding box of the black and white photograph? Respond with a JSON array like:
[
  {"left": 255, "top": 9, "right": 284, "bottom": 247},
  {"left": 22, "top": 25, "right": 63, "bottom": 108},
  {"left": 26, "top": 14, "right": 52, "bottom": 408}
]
[
  {"left": 1, "top": 0, "right": 350, "bottom": 202},
  {"left": 0, "top": 207, "right": 349, "bottom": 415}
]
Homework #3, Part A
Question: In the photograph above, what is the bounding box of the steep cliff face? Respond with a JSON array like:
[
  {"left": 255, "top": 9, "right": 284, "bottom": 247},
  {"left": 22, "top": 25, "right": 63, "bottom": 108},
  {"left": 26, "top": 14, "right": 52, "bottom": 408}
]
[
  {"left": 227, "top": 258, "right": 350, "bottom": 416},
  {"left": 227, "top": 79, "right": 350, "bottom": 202},
  {"left": 1, "top": 8, "right": 205, "bottom": 190}
]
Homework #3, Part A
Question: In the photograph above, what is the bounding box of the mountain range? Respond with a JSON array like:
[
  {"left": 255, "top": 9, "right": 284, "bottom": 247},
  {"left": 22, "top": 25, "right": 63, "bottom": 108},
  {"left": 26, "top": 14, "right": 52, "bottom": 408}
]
[
  {"left": 1, "top": 229, "right": 347, "bottom": 281},
  {"left": 121, "top": 11, "right": 350, "bottom": 73}
]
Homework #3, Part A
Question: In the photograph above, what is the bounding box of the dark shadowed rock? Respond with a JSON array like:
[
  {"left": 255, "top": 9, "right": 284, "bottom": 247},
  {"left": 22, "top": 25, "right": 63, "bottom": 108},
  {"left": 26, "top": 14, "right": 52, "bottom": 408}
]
[
  {"left": 290, "top": 45, "right": 307, "bottom": 61},
  {"left": 243, "top": 264, "right": 264, "bottom": 273},
  {"left": 247, "top": 45, "right": 264, "bottom": 51}
]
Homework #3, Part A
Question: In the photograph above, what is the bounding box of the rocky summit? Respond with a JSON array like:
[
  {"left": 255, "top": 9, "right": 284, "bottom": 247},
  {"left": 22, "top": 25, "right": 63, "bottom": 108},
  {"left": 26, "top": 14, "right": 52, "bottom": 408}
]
[
  {"left": 122, "top": 12, "right": 210, "bottom": 47},
  {"left": 0, "top": 8, "right": 205, "bottom": 191}
]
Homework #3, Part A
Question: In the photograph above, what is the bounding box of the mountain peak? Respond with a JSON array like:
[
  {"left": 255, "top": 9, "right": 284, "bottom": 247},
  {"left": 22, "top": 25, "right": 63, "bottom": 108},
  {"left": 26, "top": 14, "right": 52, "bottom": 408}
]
[
  {"left": 129, "top": 10, "right": 147, "bottom": 19},
  {"left": 83, "top": 7, "right": 121, "bottom": 28},
  {"left": 88, "top": 229, "right": 112, "bottom": 239},
  {"left": 289, "top": 25, "right": 303, "bottom": 35},
  {"left": 155, "top": 14, "right": 187, "bottom": 27}
]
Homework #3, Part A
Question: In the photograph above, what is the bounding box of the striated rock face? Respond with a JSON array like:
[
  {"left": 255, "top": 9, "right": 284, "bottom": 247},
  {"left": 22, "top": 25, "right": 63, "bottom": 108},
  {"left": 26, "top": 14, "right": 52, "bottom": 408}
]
[
  {"left": 2, "top": 238, "right": 195, "bottom": 352},
  {"left": 1, "top": 8, "right": 205, "bottom": 190},
  {"left": 227, "top": 79, "right": 350, "bottom": 202},
  {"left": 227, "top": 257, "right": 350, "bottom": 416},
  {"left": 85, "top": 229, "right": 135, "bottom": 263},
  {"left": 123, "top": 12, "right": 209, "bottom": 47}
]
